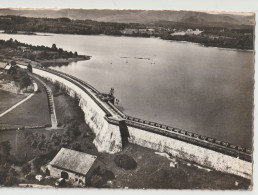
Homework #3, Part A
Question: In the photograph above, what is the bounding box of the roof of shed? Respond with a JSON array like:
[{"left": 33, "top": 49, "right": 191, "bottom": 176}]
[{"left": 50, "top": 148, "right": 97, "bottom": 176}]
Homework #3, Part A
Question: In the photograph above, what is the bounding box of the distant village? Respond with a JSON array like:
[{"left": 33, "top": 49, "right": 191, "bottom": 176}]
[{"left": 120, "top": 27, "right": 203, "bottom": 37}]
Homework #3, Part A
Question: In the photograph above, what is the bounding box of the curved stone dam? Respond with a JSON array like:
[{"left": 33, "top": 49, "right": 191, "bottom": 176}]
[{"left": 18, "top": 65, "right": 252, "bottom": 180}]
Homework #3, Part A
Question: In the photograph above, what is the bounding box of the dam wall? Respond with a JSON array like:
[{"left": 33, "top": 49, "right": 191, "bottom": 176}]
[
  {"left": 19, "top": 65, "right": 252, "bottom": 179},
  {"left": 31, "top": 67, "right": 123, "bottom": 154}
]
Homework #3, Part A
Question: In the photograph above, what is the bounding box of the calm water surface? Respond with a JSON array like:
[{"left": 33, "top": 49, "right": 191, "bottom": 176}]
[{"left": 0, "top": 33, "right": 254, "bottom": 148}]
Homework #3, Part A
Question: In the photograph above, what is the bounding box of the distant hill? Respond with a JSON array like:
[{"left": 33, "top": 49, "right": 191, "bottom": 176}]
[{"left": 0, "top": 9, "right": 255, "bottom": 28}]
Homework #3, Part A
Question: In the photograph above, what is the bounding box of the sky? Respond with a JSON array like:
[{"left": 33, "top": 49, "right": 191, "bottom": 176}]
[{"left": 0, "top": 0, "right": 257, "bottom": 12}]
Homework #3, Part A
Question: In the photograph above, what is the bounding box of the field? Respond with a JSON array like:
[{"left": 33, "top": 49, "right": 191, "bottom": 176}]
[
  {"left": 0, "top": 79, "right": 51, "bottom": 128},
  {"left": 0, "top": 89, "right": 25, "bottom": 113}
]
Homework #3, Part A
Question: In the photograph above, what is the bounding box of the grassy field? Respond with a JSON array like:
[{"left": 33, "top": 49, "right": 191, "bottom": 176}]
[
  {"left": 0, "top": 80, "right": 51, "bottom": 128},
  {"left": 0, "top": 89, "right": 25, "bottom": 113}
]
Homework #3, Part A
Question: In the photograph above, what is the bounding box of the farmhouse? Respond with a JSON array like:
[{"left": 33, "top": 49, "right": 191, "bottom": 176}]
[{"left": 46, "top": 148, "right": 97, "bottom": 186}]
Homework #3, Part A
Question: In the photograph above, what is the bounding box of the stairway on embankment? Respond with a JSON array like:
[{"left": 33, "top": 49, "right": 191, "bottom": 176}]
[{"left": 30, "top": 74, "right": 58, "bottom": 129}]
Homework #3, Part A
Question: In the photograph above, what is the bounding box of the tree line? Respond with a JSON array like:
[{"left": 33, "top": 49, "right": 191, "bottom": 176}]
[{"left": 0, "top": 15, "right": 254, "bottom": 50}]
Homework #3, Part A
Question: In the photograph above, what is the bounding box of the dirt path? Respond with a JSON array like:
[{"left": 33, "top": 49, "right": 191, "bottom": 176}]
[{"left": 0, "top": 82, "right": 38, "bottom": 118}]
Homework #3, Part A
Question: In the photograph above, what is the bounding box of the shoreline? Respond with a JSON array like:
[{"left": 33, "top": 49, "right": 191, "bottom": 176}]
[
  {"left": 0, "top": 36, "right": 91, "bottom": 68},
  {"left": 0, "top": 31, "right": 254, "bottom": 52}
]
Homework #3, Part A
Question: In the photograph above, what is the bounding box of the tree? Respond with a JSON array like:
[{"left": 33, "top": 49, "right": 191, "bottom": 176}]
[
  {"left": 20, "top": 76, "right": 32, "bottom": 91},
  {"left": 21, "top": 163, "right": 31, "bottom": 175},
  {"left": 71, "top": 142, "right": 81, "bottom": 151},
  {"left": 4, "top": 168, "right": 18, "bottom": 186},
  {"left": 51, "top": 43, "right": 57, "bottom": 51},
  {"left": 28, "top": 53, "right": 35, "bottom": 61},
  {"left": 0, "top": 141, "right": 12, "bottom": 165},
  {"left": 114, "top": 154, "right": 137, "bottom": 170},
  {"left": 27, "top": 63, "right": 32, "bottom": 73},
  {"left": 0, "top": 167, "right": 8, "bottom": 184},
  {"left": 37, "top": 141, "right": 45, "bottom": 151},
  {"left": 7, "top": 66, "right": 17, "bottom": 75},
  {"left": 10, "top": 60, "right": 16, "bottom": 66}
]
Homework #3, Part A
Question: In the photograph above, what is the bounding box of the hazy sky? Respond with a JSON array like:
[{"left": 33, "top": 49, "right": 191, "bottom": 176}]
[{"left": 0, "top": 0, "right": 257, "bottom": 12}]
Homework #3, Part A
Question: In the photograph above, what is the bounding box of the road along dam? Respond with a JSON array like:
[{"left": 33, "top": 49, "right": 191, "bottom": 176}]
[{"left": 18, "top": 64, "right": 252, "bottom": 180}]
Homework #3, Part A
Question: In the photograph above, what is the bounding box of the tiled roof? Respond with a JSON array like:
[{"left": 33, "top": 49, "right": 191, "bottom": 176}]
[{"left": 50, "top": 148, "right": 97, "bottom": 176}]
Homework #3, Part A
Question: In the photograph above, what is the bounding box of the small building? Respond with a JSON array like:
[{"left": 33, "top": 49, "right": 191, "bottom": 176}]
[
  {"left": 46, "top": 148, "right": 97, "bottom": 186},
  {"left": 138, "top": 29, "right": 147, "bottom": 34},
  {"left": 147, "top": 28, "right": 155, "bottom": 35},
  {"left": 121, "top": 28, "right": 139, "bottom": 35},
  {"left": 18, "top": 46, "right": 31, "bottom": 52}
]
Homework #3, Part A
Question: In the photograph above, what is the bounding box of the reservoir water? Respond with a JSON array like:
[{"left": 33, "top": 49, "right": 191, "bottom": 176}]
[{"left": 0, "top": 33, "right": 254, "bottom": 148}]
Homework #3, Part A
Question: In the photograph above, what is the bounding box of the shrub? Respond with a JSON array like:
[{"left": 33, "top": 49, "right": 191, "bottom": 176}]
[
  {"left": 90, "top": 166, "right": 115, "bottom": 188},
  {"left": 2, "top": 168, "right": 18, "bottom": 186},
  {"left": 21, "top": 163, "right": 31, "bottom": 175},
  {"left": 25, "top": 173, "right": 35, "bottom": 180},
  {"left": 114, "top": 154, "right": 137, "bottom": 170},
  {"left": 71, "top": 142, "right": 81, "bottom": 151}
]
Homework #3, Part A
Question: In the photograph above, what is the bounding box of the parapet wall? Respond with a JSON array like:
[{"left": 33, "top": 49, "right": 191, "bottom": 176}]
[{"left": 21, "top": 65, "right": 252, "bottom": 179}]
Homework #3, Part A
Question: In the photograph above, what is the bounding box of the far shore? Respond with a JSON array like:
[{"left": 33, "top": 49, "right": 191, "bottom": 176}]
[{"left": 0, "top": 31, "right": 253, "bottom": 52}]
